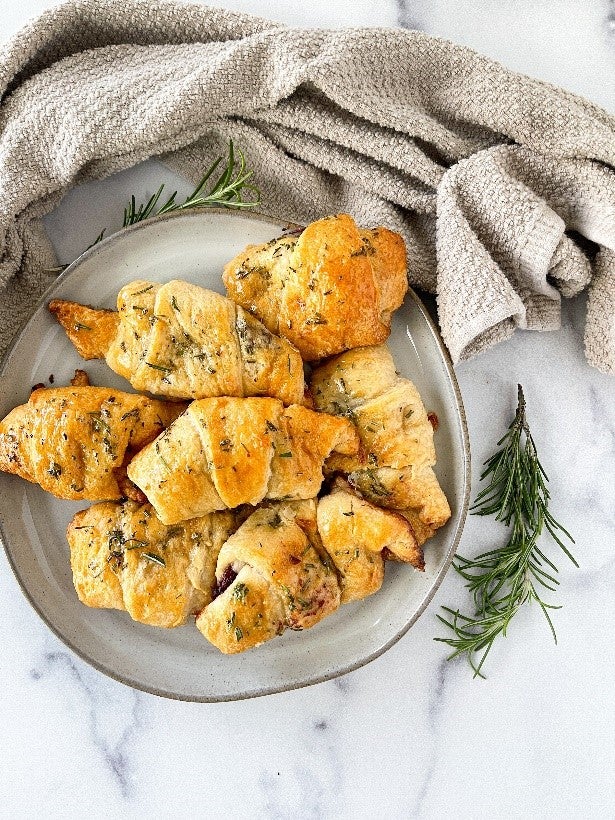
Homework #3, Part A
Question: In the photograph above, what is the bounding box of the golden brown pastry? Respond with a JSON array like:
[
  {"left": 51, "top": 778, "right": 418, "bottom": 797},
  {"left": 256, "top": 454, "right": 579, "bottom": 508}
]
[
  {"left": 316, "top": 480, "right": 424, "bottom": 603},
  {"left": 127, "top": 397, "right": 360, "bottom": 525},
  {"left": 0, "top": 385, "right": 184, "bottom": 501},
  {"left": 309, "top": 345, "right": 451, "bottom": 544},
  {"left": 195, "top": 501, "right": 341, "bottom": 653},
  {"left": 68, "top": 500, "right": 236, "bottom": 627},
  {"left": 49, "top": 279, "right": 305, "bottom": 405},
  {"left": 67, "top": 491, "right": 425, "bottom": 648},
  {"left": 222, "top": 214, "right": 408, "bottom": 361},
  {"left": 196, "top": 486, "right": 426, "bottom": 653}
]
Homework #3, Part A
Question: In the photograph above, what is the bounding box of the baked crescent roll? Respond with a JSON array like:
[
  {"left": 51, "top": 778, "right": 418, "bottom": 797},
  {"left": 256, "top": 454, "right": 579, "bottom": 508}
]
[
  {"left": 67, "top": 491, "right": 424, "bottom": 646},
  {"left": 309, "top": 345, "right": 451, "bottom": 544},
  {"left": 68, "top": 500, "right": 237, "bottom": 627},
  {"left": 196, "top": 501, "right": 341, "bottom": 653},
  {"left": 316, "top": 481, "right": 424, "bottom": 603},
  {"left": 222, "top": 214, "right": 408, "bottom": 361},
  {"left": 127, "top": 397, "right": 360, "bottom": 525},
  {"left": 0, "top": 385, "right": 184, "bottom": 501},
  {"left": 196, "top": 488, "right": 425, "bottom": 653},
  {"left": 49, "top": 279, "right": 305, "bottom": 405}
]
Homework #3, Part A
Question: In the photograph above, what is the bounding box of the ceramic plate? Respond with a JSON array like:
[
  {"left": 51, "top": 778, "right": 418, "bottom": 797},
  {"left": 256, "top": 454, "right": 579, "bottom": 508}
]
[{"left": 0, "top": 210, "right": 469, "bottom": 701}]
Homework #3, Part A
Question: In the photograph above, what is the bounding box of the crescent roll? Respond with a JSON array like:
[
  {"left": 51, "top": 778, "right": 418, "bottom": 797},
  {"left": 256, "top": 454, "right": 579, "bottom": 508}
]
[
  {"left": 222, "top": 214, "right": 408, "bottom": 361},
  {"left": 196, "top": 488, "right": 425, "bottom": 653},
  {"left": 196, "top": 501, "right": 341, "bottom": 653},
  {"left": 67, "top": 490, "right": 425, "bottom": 645},
  {"left": 316, "top": 480, "right": 424, "bottom": 603},
  {"left": 127, "top": 397, "right": 360, "bottom": 525},
  {"left": 68, "top": 500, "right": 237, "bottom": 627},
  {"left": 309, "top": 345, "right": 451, "bottom": 544},
  {"left": 0, "top": 385, "right": 184, "bottom": 501},
  {"left": 49, "top": 279, "right": 305, "bottom": 405}
]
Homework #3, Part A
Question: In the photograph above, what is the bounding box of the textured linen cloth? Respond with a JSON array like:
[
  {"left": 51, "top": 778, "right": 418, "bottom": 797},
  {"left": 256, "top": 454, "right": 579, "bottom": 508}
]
[{"left": 0, "top": 0, "right": 614, "bottom": 372}]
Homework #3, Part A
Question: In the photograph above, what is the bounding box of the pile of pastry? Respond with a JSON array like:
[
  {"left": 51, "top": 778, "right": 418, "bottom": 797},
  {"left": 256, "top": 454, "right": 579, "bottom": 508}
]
[{"left": 0, "top": 214, "right": 450, "bottom": 654}]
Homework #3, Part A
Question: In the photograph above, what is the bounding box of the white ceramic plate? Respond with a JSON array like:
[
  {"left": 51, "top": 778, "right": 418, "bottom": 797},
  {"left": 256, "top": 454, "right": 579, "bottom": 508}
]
[{"left": 0, "top": 211, "right": 469, "bottom": 701}]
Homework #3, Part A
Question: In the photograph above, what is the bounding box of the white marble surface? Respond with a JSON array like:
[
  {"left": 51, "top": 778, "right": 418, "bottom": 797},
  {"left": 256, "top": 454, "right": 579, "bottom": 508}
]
[{"left": 2, "top": 1, "right": 615, "bottom": 817}]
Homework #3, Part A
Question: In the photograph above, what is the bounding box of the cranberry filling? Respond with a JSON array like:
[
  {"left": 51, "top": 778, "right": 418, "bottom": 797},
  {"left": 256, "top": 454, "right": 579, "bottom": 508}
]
[{"left": 212, "top": 565, "right": 237, "bottom": 599}]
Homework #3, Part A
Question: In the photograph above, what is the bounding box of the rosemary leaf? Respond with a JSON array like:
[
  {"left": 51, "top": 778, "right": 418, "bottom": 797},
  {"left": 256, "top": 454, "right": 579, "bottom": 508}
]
[
  {"left": 435, "top": 384, "right": 576, "bottom": 678},
  {"left": 142, "top": 552, "right": 166, "bottom": 567},
  {"left": 48, "top": 141, "right": 260, "bottom": 272}
]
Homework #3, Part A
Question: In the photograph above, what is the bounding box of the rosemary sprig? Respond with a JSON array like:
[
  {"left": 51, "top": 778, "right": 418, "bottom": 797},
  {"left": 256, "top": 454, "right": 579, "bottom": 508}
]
[
  {"left": 49, "top": 141, "right": 259, "bottom": 272},
  {"left": 436, "top": 385, "right": 577, "bottom": 678},
  {"left": 120, "top": 139, "right": 260, "bottom": 229}
]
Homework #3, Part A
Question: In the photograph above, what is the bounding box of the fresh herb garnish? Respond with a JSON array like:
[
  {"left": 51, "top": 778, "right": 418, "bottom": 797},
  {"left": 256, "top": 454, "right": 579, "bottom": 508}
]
[
  {"left": 279, "top": 583, "right": 295, "bottom": 611},
  {"left": 107, "top": 530, "right": 125, "bottom": 549},
  {"left": 305, "top": 312, "right": 327, "bottom": 326},
  {"left": 88, "top": 411, "right": 111, "bottom": 435},
  {"left": 146, "top": 362, "right": 173, "bottom": 373},
  {"left": 124, "top": 539, "right": 150, "bottom": 550},
  {"left": 361, "top": 469, "right": 391, "bottom": 499},
  {"left": 278, "top": 451, "right": 293, "bottom": 458},
  {"left": 436, "top": 385, "right": 577, "bottom": 678},
  {"left": 142, "top": 552, "right": 166, "bottom": 567},
  {"left": 350, "top": 239, "right": 375, "bottom": 257},
  {"left": 107, "top": 531, "right": 149, "bottom": 554},
  {"left": 48, "top": 142, "right": 259, "bottom": 273},
  {"left": 155, "top": 441, "right": 172, "bottom": 472},
  {"left": 232, "top": 583, "right": 249, "bottom": 603},
  {"left": 120, "top": 408, "right": 140, "bottom": 421}
]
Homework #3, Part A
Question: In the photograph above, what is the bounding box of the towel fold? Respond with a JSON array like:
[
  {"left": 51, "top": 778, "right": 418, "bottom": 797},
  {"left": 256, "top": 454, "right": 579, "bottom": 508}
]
[{"left": 0, "top": 0, "right": 614, "bottom": 372}]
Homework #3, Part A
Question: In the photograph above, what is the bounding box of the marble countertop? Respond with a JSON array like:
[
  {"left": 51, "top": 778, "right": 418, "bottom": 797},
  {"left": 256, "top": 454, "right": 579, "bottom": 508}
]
[{"left": 2, "top": 1, "right": 614, "bottom": 817}]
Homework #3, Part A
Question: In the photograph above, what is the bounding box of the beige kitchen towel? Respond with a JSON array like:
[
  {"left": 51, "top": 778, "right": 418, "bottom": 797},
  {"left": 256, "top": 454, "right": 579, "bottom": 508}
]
[{"left": 0, "top": 0, "right": 614, "bottom": 372}]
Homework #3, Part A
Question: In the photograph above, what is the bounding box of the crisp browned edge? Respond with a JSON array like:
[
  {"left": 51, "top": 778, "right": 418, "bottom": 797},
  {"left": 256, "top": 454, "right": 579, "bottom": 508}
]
[{"left": 0, "top": 208, "right": 471, "bottom": 703}]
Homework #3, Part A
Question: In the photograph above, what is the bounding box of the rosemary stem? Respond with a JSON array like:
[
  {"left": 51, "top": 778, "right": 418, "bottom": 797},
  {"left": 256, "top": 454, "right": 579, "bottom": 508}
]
[{"left": 436, "top": 384, "right": 576, "bottom": 677}]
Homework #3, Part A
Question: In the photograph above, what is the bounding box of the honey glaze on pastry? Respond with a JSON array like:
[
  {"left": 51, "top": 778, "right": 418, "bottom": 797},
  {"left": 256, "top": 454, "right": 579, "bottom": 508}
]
[
  {"left": 49, "top": 279, "right": 305, "bottom": 405},
  {"left": 223, "top": 214, "right": 408, "bottom": 361},
  {"left": 68, "top": 500, "right": 237, "bottom": 627},
  {"left": 309, "top": 345, "right": 451, "bottom": 544},
  {"left": 0, "top": 383, "right": 184, "bottom": 501},
  {"left": 127, "top": 397, "right": 360, "bottom": 525}
]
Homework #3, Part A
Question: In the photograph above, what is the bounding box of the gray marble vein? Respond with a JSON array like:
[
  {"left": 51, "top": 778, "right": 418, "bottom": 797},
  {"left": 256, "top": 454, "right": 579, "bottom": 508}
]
[
  {"left": 29, "top": 644, "right": 143, "bottom": 800},
  {"left": 409, "top": 658, "right": 452, "bottom": 818},
  {"left": 258, "top": 712, "right": 342, "bottom": 820},
  {"left": 394, "top": 0, "right": 424, "bottom": 31}
]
